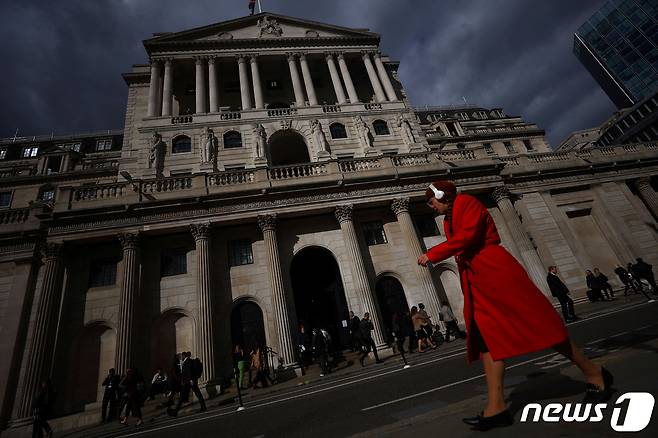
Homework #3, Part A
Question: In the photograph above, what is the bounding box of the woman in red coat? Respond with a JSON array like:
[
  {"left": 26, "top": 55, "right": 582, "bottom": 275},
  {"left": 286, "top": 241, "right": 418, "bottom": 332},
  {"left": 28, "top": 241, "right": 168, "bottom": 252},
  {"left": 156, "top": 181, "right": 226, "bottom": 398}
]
[{"left": 417, "top": 180, "right": 613, "bottom": 431}]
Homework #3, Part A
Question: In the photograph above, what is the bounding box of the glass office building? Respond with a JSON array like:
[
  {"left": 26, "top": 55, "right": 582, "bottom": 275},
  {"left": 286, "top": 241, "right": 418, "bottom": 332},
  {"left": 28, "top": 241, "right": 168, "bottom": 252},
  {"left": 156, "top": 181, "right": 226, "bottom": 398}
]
[{"left": 574, "top": 0, "right": 658, "bottom": 108}]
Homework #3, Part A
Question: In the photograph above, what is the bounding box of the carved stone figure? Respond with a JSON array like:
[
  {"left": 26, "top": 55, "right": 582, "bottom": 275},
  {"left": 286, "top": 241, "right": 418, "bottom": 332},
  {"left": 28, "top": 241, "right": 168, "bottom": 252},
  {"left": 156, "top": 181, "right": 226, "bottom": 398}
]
[
  {"left": 311, "top": 119, "right": 329, "bottom": 154},
  {"left": 253, "top": 124, "right": 267, "bottom": 158},
  {"left": 396, "top": 114, "right": 416, "bottom": 147},
  {"left": 353, "top": 115, "right": 373, "bottom": 150},
  {"left": 149, "top": 131, "right": 166, "bottom": 176},
  {"left": 257, "top": 16, "right": 283, "bottom": 38},
  {"left": 201, "top": 127, "right": 218, "bottom": 164}
]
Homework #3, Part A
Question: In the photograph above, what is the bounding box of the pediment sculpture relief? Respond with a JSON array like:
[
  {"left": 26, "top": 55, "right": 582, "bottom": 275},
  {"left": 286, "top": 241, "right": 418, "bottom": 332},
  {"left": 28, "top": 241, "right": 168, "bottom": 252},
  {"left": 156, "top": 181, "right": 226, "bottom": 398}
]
[{"left": 258, "top": 16, "right": 283, "bottom": 37}]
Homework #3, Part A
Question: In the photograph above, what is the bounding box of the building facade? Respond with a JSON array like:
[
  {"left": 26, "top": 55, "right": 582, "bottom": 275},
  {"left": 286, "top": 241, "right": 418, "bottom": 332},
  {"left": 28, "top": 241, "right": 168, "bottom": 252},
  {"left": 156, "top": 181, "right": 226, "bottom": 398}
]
[
  {"left": 574, "top": 0, "right": 658, "bottom": 108},
  {"left": 1, "top": 13, "right": 658, "bottom": 435}
]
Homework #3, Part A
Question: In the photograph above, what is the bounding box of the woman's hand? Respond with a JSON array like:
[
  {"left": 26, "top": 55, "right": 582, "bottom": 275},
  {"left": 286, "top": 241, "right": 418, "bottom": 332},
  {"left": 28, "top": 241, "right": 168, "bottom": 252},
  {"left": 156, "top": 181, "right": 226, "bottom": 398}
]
[{"left": 417, "top": 254, "right": 430, "bottom": 267}]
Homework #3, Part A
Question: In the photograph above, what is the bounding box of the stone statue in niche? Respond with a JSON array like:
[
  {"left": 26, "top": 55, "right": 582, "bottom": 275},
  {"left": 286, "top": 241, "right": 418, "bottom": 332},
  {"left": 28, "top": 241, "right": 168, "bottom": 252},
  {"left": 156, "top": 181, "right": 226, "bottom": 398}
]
[
  {"left": 310, "top": 119, "right": 329, "bottom": 155},
  {"left": 257, "top": 16, "right": 283, "bottom": 38},
  {"left": 396, "top": 114, "right": 416, "bottom": 147},
  {"left": 149, "top": 131, "right": 166, "bottom": 177},
  {"left": 201, "top": 127, "right": 218, "bottom": 164},
  {"left": 253, "top": 124, "right": 267, "bottom": 159},
  {"left": 353, "top": 115, "right": 373, "bottom": 150}
]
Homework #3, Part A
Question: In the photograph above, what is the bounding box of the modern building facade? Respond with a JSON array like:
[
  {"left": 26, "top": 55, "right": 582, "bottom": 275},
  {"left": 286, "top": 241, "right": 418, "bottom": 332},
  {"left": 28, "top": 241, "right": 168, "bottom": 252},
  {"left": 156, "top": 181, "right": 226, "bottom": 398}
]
[
  {"left": 1, "top": 13, "right": 658, "bottom": 436},
  {"left": 574, "top": 0, "right": 658, "bottom": 108}
]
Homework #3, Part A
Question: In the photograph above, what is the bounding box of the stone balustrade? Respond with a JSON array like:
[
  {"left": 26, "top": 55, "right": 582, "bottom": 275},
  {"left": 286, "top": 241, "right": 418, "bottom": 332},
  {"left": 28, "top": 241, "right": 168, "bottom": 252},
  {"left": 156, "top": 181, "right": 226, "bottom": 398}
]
[
  {"left": 322, "top": 104, "right": 341, "bottom": 113},
  {"left": 142, "top": 175, "right": 192, "bottom": 193},
  {"left": 208, "top": 169, "right": 255, "bottom": 186},
  {"left": 269, "top": 163, "right": 327, "bottom": 180},
  {"left": 73, "top": 182, "right": 128, "bottom": 201},
  {"left": 0, "top": 208, "right": 30, "bottom": 224},
  {"left": 267, "top": 108, "right": 297, "bottom": 118},
  {"left": 219, "top": 111, "right": 241, "bottom": 120},
  {"left": 338, "top": 157, "right": 382, "bottom": 172},
  {"left": 171, "top": 115, "right": 193, "bottom": 124}
]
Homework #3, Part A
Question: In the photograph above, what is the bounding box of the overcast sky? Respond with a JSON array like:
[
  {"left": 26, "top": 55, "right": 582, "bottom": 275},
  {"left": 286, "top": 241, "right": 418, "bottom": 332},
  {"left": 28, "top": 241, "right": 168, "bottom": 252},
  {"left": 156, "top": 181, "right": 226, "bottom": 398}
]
[{"left": 0, "top": 0, "right": 617, "bottom": 147}]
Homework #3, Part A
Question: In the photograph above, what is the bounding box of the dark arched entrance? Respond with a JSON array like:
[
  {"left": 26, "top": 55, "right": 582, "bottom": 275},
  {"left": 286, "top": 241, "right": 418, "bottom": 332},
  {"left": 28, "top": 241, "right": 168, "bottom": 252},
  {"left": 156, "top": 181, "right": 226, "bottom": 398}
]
[
  {"left": 375, "top": 276, "right": 409, "bottom": 343},
  {"left": 231, "top": 301, "right": 266, "bottom": 352},
  {"left": 268, "top": 130, "right": 310, "bottom": 166},
  {"left": 290, "top": 247, "right": 349, "bottom": 350}
]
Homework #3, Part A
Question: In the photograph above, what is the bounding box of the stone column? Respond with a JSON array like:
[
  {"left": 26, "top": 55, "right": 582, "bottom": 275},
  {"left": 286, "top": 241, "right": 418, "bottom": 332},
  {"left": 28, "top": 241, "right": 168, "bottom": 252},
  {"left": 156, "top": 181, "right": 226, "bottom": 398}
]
[
  {"left": 325, "top": 53, "right": 347, "bottom": 104},
  {"left": 147, "top": 60, "right": 161, "bottom": 117},
  {"left": 257, "top": 214, "right": 296, "bottom": 366},
  {"left": 361, "top": 51, "right": 387, "bottom": 103},
  {"left": 299, "top": 53, "right": 318, "bottom": 106},
  {"left": 190, "top": 224, "right": 216, "bottom": 384},
  {"left": 491, "top": 187, "right": 549, "bottom": 294},
  {"left": 334, "top": 205, "right": 384, "bottom": 345},
  {"left": 635, "top": 177, "right": 658, "bottom": 220},
  {"left": 115, "top": 232, "right": 140, "bottom": 375},
  {"left": 16, "top": 243, "right": 65, "bottom": 419},
  {"left": 250, "top": 55, "right": 264, "bottom": 109},
  {"left": 337, "top": 53, "right": 359, "bottom": 104},
  {"left": 195, "top": 58, "right": 207, "bottom": 114},
  {"left": 208, "top": 57, "right": 219, "bottom": 113},
  {"left": 373, "top": 51, "right": 397, "bottom": 102},
  {"left": 287, "top": 53, "right": 305, "bottom": 107},
  {"left": 237, "top": 55, "right": 252, "bottom": 111},
  {"left": 161, "top": 58, "right": 174, "bottom": 116},
  {"left": 390, "top": 198, "right": 444, "bottom": 329}
]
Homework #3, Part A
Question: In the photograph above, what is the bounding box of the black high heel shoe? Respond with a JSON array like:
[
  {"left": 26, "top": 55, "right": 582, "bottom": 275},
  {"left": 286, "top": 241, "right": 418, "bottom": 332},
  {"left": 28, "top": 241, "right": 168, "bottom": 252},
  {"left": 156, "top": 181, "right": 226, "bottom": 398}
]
[
  {"left": 462, "top": 409, "right": 514, "bottom": 431},
  {"left": 583, "top": 367, "right": 614, "bottom": 403}
]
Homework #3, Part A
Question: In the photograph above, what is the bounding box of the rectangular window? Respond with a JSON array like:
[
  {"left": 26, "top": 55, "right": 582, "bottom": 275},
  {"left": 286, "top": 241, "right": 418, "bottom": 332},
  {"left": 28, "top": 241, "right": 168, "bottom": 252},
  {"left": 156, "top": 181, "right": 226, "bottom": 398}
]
[
  {"left": 0, "top": 191, "right": 12, "bottom": 207},
  {"left": 46, "top": 156, "right": 62, "bottom": 173},
  {"left": 503, "top": 141, "right": 516, "bottom": 154},
  {"left": 522, "top": 139, "right": 535, "bottom": 151},
  {"left": 22, "top": 146, "right": 38, "bottom": 158},
  {"left": 89, "top": 258, "right": 117, "bottom": 287},
  {"left": 161, "top": 248, "right": 187, "bottom": 277},
  {"left": 0, "top": 149, "right": 6, "bottom": 159},
  {"left": 363, "top": 221, "right": 387, "bottom": 245},
  {"left": 229, "top": 239, "right": 253, "bottom": 267},
  {"left": 415, "top": 214, "right": 439, "bottom": 238},
  {"left": 96, "top": 139, "right": 112, "bottom": 151},
  {"left": 483, "top": 142, "right": 494, "bottom": 154}
]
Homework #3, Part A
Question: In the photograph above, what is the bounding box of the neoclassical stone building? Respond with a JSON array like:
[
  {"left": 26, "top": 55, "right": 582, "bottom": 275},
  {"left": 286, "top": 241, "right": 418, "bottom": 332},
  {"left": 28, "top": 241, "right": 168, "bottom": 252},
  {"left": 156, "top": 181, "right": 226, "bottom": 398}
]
[{"left": 0, "top": 13, "right": 657, "bottom": 434}]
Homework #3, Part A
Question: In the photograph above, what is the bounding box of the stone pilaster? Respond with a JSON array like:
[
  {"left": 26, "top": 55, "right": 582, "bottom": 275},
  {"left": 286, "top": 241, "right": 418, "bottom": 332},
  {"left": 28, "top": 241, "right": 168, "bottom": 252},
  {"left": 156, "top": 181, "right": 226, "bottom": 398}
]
[
  {"left": 635, "top": 177, "right": 658, "bottom": 220},
  {"left": 195, "top": 57, "right": 207, "bottom": 114},
  {"left": 147, "top": 60, "right": 161, "bottom": 117},
  {"left": 257, "top": 214, "right": 296, "bottom": 365},
  {"left": 286, "top": 53, "right": 305, "bottom": 107},
  {"left": 325, "top": 53, "right": 347, "bottom": 104},
  {"left": 250, "top": 55, "right": 264, "bottom": 109},
  {"left": 299, "top": 53, "right": 318, "bottom": 106},
  {"left": 491, "top": 187, "right": 549, "bottom": 295},
  {"left": 390, "top": 198, "right": 444, "bottom": 330},
  {"left": 190, "top": 223, "right": 216, "bottom": 384},
  {"left": 162, "top": 58, "right": 174, "bottom": 116},
  {"left": 208, "top": 57, "right": 219, "bottom": 113},
  {"left": 16, "top": 243, "right": 64, "bottom": 419},
  {"left": 337, "top": 53, "right": 359, "bottom": 104},
  {"left": 115, "top": 232, "right": 140, "bottom": 375},
  {"left": 237, "top": 55, "right": 252, "bottom": 111},
  {"left": 334, "top": 205, "right": 385, "bottom": 345},
  {"left": 361, "top": 51, "right": 387, "bottom": 103},
  {"left": 373, "top": 51, "right": 397, "bottom": 102}
]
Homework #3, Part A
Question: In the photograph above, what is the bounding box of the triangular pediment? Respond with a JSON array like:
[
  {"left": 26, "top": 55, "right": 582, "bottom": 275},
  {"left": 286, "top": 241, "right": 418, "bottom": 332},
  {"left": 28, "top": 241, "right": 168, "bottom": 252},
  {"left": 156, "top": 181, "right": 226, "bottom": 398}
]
[{"left": 145, "top": 13, "right": 379, "bottom": 46}]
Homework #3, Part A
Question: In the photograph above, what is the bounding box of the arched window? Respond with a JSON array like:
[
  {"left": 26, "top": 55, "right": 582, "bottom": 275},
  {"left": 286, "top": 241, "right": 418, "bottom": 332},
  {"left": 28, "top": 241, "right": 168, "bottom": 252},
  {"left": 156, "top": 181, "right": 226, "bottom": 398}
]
[
  {"left": 329, "top": 123, "right": 347, "bottom": 139},
  {"left": 172, "top": 136, "right": 191, "bottom": 154},
  {"left": 223, "top": 131, "right": 242, "bottom": 148},
  {"left": 372, "top": 119, "right": 390, "bottom": 136}
]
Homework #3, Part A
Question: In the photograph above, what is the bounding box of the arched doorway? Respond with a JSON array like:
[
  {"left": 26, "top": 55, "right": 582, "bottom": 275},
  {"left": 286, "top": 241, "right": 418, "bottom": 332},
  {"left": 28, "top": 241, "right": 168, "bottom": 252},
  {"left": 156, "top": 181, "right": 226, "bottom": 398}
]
[
  {"left": 70, "top": 323, "right": 115, "bottom": 411},
  {"left": 231, "top": 301, "right": 266, "bottom": 352},
  {"left": 290, "top": 247, "right": 349, "bottom": 350},
  {"left": 152, "top": 311, "right": 194, "bottom": 374},
  {"left": 375, "top": 276, "right": 409, "bottom": 343},
  {"left": 268, "top": 130, "right": 310, "bottom": 166}
]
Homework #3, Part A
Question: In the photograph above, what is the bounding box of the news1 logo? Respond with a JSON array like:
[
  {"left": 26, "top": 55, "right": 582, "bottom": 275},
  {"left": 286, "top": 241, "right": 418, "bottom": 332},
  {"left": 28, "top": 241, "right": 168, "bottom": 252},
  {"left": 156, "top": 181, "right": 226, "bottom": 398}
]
[{"left": 520, "top": 392, "right": 655, "bottom": 432}]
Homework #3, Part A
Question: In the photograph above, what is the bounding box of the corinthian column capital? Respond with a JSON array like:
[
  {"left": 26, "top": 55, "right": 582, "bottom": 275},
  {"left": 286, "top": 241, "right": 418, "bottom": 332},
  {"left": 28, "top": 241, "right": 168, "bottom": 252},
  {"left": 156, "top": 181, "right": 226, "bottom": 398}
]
[
  {"left": 334, "top": 204, "right": 354, "bottom": 223},
  {"left": 118, "top": 232, "right": 140, "bottom": 250},
  {"left": 190, "top": 223, "right": 211, "bottom": 240},
  {"left": 390, "top": 198, "right": 410, "bottom": 215},
  {"left": 491, "top": 186, "right": 511, "bottom": 203},
  {"left": 257, "top": 213, "right": 277, "bottom": 232},
  {"left": 39, "top": 241, "right": 64, "bottom": 260}
]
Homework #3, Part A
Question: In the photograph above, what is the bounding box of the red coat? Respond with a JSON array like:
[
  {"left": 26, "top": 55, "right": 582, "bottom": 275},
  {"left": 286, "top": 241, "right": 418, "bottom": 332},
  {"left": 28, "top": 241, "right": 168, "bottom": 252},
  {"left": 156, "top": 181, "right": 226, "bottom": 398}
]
[{"left": 426, "top": 194, "right": 568, "bottom": 363}]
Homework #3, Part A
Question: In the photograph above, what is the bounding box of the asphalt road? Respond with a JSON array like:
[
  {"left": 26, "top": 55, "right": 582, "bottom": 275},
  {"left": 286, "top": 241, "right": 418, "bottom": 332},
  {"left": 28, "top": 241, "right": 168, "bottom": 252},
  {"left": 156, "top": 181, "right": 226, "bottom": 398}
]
[{"left": 83, "top": 300, "right": 658, "bottom": 438}]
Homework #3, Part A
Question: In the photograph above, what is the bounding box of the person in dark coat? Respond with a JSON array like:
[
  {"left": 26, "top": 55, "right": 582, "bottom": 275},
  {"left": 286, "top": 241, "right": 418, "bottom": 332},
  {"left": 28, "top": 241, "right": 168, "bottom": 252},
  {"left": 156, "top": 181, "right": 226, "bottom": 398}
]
[
  {"left": 586, "top": 270, "right": 607, "bottom": 301},
  {"left": 348, "top": 311, "right": 362, "bottom": 352},
  {"left": 418, "top": 180, "right": 612, "bottom": 431},
  {"left": 391, "top": 312, "right": 409, "bottom": 366},
  {"left": 614, "top": 264, "right": 637, "bottom": 296},
  {"left": 118, "top": 368, "right": 143, "bottom": 426},
  {"left": 546, "top": 266, "right": 578, "bottom": 322},
  {"left": 311, "top": 328, "right": 330, "bottom": 376},
  {"left": 593, "top": 268, "right": 615, "bottom": 299},
  {"left": 32, "top": 380, "right": 55, "bottom": 438},
  {"left": 168, "top": 351, "right": 206, "bottom": 416},
  {"left": 634, "top": 257, "right": 658, "bottom": 294},
  {"left": 165, "top": 353, "right": 182, "bottom": 408},
  {"left": 359, "top": 312, "right": 382, "bottom": 366},
  {"left": 101, "top": 368, "right": 120, "bottom": 422}
]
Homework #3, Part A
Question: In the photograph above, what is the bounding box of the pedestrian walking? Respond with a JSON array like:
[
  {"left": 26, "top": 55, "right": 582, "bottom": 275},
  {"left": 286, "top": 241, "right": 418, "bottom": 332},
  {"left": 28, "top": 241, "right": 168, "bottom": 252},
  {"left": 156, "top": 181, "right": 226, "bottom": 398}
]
[
  {"left": 411, "top": 306, "right": 435, "bottom": 352},
  {"left": 101, "top": 368, "right": 120, "bottom": 422},
  {"left": 165, "top": 354, "right": 182, "bottom": 408},
  {"left": 168, "top": 352, "right": 206, "bottom": 416},
  {"left": 417, "top": 303, "right": 437, "bottom": 345},
  {"left": 359, "top": 312, "right": 382, "bottom": 366},
  {"left": 402, "top": 310, "right": 416, "bottom": 353},
  {"left": 32, "top": 380, "right": 55, "bottom": 438},
  {"left": 614, "top": 264, "right": 638, "bottom": 296},
  {"left": 391, "top": 312, "right": 409, "bottom": 366},
  {"left": 348, "top": 311, "right": 362, "bottom": 352},
  {"left": 312, "top": 328, "right": 331, "bottom": 376},
  {"left": 593, "top": 268, "right": 615, "bottom": 299},
  {"left": 148, "top": 368, "right": 167, "bottom": 400},
  {"left": 586, "top": 269, "right": 607, "bottom": 301},
  {"left": 297, "top": 324, "right": 311, "bottom": 373},
  {"left": 440, "top": 301, "right": 462, "bottom": 342},
  {"left": 250, "top": 344, "right": 270, "bottom": 388},
  {"left": 418, "top": 180, "right": 612, "bottom": 431},
  {"left": 118, "top": 368, "right": 143, "bottom": 426},
  {"left": 233, "top": 345, "right": 247, "bottom": 390},
  {"left": 634, "top": 257, "right": 658, "bottom": 294},
  {"left": 546, "top": 266, "right": 578, "bottom": 322}
]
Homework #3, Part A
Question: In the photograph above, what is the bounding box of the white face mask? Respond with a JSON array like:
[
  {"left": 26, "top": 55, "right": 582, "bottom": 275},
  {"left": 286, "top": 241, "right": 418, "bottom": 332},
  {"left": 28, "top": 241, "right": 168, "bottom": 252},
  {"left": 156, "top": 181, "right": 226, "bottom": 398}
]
[{"left": 428, "top": 184, "right": 445, "bottom": 200}]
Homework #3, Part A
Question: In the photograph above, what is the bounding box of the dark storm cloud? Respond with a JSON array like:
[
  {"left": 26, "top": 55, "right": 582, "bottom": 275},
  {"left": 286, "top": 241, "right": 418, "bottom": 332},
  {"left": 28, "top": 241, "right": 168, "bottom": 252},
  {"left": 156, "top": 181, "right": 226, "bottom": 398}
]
[{"left": 0, "top": 0, "right": 616, "bottom": 146}]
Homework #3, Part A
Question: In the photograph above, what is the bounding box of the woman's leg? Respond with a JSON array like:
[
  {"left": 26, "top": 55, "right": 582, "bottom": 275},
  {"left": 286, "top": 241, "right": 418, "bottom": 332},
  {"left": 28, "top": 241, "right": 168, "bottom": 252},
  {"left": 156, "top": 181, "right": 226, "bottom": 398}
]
[
  {"left": 481, "top": 352, "right": 507, "bottom": 417},
  {"left": 553, "top": 338, "right": 603, "bottom": 388}
]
